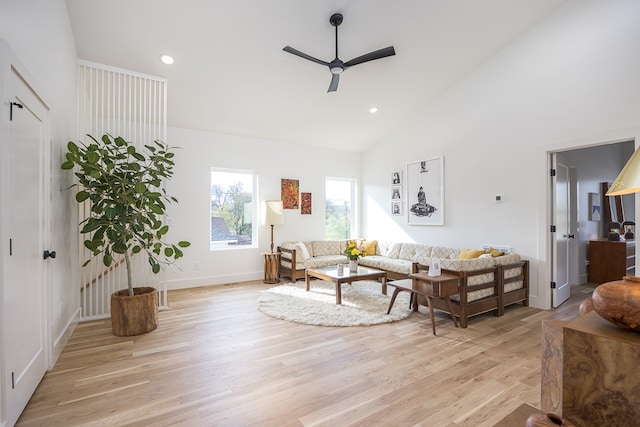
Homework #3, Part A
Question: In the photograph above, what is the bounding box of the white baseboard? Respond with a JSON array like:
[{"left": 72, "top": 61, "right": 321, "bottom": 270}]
[
  {"left": 51, "top": 307, "right": 80, "bottom": 369},
  {"left": 165, "top": 271, "right": 263, "bottom": 290}
]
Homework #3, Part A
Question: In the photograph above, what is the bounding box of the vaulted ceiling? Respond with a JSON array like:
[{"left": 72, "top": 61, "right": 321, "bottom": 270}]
[{"left": 65, "top": 0, "right": 564, "bottom": 151}]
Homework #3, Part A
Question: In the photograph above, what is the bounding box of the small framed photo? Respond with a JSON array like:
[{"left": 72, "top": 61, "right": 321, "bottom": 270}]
[
  {"left": 391, "top": 170, "right": 401, "bottom": 185},
  {"left": 391, "top": 201, "right": 402, "bottom": 216},
  {"left": 391, "top": 185, "right": 402, "bottom": 200}
]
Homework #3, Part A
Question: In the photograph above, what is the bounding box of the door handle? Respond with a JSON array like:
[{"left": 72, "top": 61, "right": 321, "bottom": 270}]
[
  {"left": 567, "top": 234, "right": 575, "bottom": 239},
  {"left": 43, "top": 250, "right": 56, "bottom": 260}
]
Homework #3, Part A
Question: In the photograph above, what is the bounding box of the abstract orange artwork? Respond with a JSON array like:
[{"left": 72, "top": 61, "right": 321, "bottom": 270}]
[
  {"left": 281, "top": 179, "right": 299, "bottom": 209},
  {"left": 301, "top": 192, "right": 312, "bottom": 214}
]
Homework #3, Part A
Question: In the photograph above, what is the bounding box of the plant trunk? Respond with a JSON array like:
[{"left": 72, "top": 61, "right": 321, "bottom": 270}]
[{"left": 124, "top": 249, "right": 133, "bottom": 296}]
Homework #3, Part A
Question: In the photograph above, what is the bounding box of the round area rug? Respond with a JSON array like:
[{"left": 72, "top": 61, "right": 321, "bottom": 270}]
[{"left": 257, "top": 280, "right": 412, "bottom": 326}]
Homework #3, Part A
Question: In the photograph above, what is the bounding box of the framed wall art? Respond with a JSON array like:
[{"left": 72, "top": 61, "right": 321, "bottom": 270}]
[
  {"left": 407, "top": 157, "right": 444, "bottom": 225},
  {"left": 589, "top": 192, "right": 601, "bottom": 221},
  {"left": 301, "top": 192, "right": 312, "bottom": 214},
  {"left": 281, "top": 178, "right": 299, "bottom": 209},
  {"left": 392, "top": 170, "right": 401, "bottom": 185},
  {"left": 391, "top": 185, "right": 401, "bottom": 200},
  {"left": 391, "top": 201, "right": 402, "bottom": 216}
]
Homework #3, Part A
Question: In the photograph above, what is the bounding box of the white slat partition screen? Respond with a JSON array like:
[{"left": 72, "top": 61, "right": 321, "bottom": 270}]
[{"left": 77, "top": 61, "right": 168, "bottom": 320}]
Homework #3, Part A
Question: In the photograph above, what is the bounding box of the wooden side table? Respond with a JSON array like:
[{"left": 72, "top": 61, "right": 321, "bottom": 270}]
[
  {"left": 387, "top": 272, "right": 460, "bottom": 335},
  {"left": 262, "top": 252, "right": 281, "bottom": 284}
]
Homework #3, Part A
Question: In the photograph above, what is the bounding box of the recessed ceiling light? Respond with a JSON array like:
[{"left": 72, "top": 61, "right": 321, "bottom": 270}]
[
  {"left": 369, "top": 107, "right": 378, "bottom": 114},
  {"left": 160, "top": 55, "right": 174, "bottom": 65}
]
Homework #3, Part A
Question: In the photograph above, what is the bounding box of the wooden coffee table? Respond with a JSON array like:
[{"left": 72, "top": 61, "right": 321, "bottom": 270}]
[{"left": 305, "top": 265, "right": 387, "bottom": 305}]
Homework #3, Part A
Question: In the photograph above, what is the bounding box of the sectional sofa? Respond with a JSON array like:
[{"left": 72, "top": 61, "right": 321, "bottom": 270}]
[{"left": 277, "top": 240, "right": 529, "bottom": 328}]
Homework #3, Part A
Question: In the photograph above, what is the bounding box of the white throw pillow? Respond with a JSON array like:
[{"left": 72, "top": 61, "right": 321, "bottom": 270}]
[
  {"left": 479, "top": 253, "right": 492, "bottom": 259},
  {"left": 296, "top": 242, "right": 311, "bottom": 260}
]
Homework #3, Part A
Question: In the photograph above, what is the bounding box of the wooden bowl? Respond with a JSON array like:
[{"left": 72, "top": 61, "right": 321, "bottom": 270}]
[{"left": 591, "top": 276, "right": 640, "bottom": 332}]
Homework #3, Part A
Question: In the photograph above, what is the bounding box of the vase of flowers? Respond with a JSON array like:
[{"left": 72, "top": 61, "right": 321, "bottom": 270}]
[{"left": 344, "top": 241, "right": 366, "bottom": 272}]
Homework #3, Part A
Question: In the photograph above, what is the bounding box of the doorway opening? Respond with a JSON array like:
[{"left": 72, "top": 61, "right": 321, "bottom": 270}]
[{"left": 549, "top": 140, "right": 635, "bottom": 308}]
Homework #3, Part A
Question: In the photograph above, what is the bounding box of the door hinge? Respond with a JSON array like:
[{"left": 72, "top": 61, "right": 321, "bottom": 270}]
[
  {"left": 550, "top": 225, "right": 556, "bottom": 233},
  {"left": 9, "top": 101, "right": 23, "bottom": 121},
  {"left": 550, "top": 281, "right": 556, "bottom": 289},
  {"left": 11, "top": 372, "right": 15, "bottom": 389},
  {"left": 9, "top": 238, "right": 12, "bottom": 256},
  {"left": 550, "top": 168, "right": 556, "bottom": 177}
]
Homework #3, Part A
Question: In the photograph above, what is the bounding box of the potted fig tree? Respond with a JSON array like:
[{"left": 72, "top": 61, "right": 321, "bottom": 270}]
[{"left": 62, "top": 134, "right": 190, "bottom": 336}]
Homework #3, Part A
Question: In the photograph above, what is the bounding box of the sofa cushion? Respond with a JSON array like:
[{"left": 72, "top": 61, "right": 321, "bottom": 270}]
[
  {"left": 296, "top": 242, "right": 311, "bottom": 260},
  {"left": 431, "top": 246, "right": 460, "bottom": 259},
  {"left": 281, "top": 254, "right": 347, "bottom": 271},
  {"left": 494, "top": 253, "right": 525, "bottom": 292},
  {"left": 377, "top": 241, "right": 402, "bottom": 258},
  {"left": 450, "top": 286, "right": 496, "bottom": 303},
  {"left": 398, "top": 243, "right": 432, "bottom": 264},
  {"left": 440, "top": 257, "right": 495, "bottom": 272},
  {"left": 487, "top": 247, "right": 506, "bottom": 257},
  {"left": 358, "top": 239, "right": 377, "bottom": 256},
  {"left": 281, "top": 241, "right": 314, "bottom": 260},
  {"left": 458, "top": 248, "right": 487, "bottom": 259},
  {"left": 312, "top": 240, "right": 342, "bottom": 257},
  {"left": 358, "top": 256, "right": 413, "bottom": 275}
]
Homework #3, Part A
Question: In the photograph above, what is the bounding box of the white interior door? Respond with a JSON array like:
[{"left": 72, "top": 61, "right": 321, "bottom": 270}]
[
  {"left": 553, "top": 161, "right": 571, "bottom": 307},
  {"left": 2, "top": 61, "right": 49, "bottom": 426}
]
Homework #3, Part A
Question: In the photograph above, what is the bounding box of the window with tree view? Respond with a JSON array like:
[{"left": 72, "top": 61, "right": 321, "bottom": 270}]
[
  {"left": 326, "top": 178, "right": 356, "bottom": 239},
  {"left": 210, "top": 168, "right": 257, "bottom": 249}
]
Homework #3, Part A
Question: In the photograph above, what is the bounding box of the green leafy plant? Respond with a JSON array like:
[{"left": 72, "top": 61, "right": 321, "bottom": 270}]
[{"left": 62, "top": 134, "right": 190, "bottom": 296}]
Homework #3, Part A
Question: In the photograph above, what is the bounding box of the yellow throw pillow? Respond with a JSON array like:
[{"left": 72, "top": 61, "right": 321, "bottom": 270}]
[
  {"left": 458, "top": 248, "right": 486, "bottom": 259},
  {"left": 490, "top": 249, "right": 505, "bottom": 257},
  {"left": 362, "top": 240, "right": 377, "bottom": 256}
]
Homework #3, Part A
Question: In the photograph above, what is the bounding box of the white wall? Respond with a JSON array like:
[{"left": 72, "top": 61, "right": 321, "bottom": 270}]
[
  {"left": 163, "top": 126, "right": 361, "bottom": 289},
  {"left": 0, "top": 0, "right": 79, "bottom": 365},
  {"left": 362, "top": 0, "right": 640, "bottom": 309}
]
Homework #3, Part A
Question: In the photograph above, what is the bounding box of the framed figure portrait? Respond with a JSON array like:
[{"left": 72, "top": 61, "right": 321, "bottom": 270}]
[
  {"left": 392, "top": 170, "right": 401, "bottom": 185},
  {"left": 407, "top": 157, "right": 444, "bottom": 225}
]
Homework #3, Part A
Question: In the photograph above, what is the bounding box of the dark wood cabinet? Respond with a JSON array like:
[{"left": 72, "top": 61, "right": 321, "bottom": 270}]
[{"left": 588, "top": 239, "right": 635, "bottom": 284}]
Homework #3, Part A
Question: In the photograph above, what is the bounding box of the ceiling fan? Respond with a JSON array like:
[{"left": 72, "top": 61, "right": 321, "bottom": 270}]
[{"left": 283, "top": 13, "right": 396, "bottom": 92}]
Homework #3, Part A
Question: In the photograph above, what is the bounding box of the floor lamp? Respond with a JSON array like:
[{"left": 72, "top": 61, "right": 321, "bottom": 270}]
[
  {"left": 263, "top": 200, "right": 284, "bottom": 252},
  {"left": 262, "top": 200, "right": 284, "bottom": 284}
]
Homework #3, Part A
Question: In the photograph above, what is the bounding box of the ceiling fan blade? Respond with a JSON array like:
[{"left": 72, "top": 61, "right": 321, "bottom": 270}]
[
  {"left": 344, "top": 46, "right": 396, "bottom": 68},
  {"left": 327, "top": 74, "right": 340, "bottom": 92},
  {"left": 283, "top": 46, "right": 330, "bottom": 67}
]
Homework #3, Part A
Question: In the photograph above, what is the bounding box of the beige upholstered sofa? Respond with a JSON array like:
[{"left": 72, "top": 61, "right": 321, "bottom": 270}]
[{"left": 277, "top": 240, "right": 529, "bottom": 328}]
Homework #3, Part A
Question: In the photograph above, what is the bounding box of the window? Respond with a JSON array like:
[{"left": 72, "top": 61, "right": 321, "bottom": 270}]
[
  {"left": 210, "top": 168, "right": 257, "bottom": 249},
  {"left": 326, "top": 178, "right": 356, "bottom": 239}
]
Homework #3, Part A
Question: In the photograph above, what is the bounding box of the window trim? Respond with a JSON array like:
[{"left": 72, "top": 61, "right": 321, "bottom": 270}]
[
  {"left": 325, "top": 177, "right": 358, "bottom": 239},
  {"left": 210, "top": 167, "right": 258, "bottom": 250}
]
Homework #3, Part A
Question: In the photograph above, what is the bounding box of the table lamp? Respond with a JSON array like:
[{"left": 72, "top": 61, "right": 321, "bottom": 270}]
[{"left": 263, "top": 200, "right": 284, "bottom": 252}]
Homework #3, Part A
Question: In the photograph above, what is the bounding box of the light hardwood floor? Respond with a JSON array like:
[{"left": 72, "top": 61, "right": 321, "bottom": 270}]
[{"left": 17, "top": 281, "right": 596, "bottom": 426}]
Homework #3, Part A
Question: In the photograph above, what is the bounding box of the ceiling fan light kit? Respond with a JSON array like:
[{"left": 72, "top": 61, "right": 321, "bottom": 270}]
[{"left": 283, "top": 13, "right": 395, "bottom": 92}]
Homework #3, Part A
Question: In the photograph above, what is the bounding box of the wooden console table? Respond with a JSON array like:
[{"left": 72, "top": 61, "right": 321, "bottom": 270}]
[
  {"left": 387, "top": 272, "right": 460, "bottom": 335},
  {"left": 262, "top": 252, "right": 281, "bottom": 284},
  {"left": 588, "top": 238, "right": 635, "bottom": 283}
]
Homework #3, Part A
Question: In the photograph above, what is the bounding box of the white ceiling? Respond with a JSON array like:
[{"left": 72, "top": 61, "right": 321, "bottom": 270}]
[{"left": 65, "top": 0, "right": 564, "bottom": 151}]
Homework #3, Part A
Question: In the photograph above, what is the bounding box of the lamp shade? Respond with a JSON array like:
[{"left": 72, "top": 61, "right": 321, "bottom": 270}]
[
  {"left": 607, "top": 147, "right": 640, "bottom": 196},
  {"left": 263, "top": 200, "right": 284, "bottom": 225}
]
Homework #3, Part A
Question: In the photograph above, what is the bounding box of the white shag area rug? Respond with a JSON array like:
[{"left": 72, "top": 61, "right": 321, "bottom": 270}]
[{"left": 257, "top": 280, "right": 412, "bottom": 327}]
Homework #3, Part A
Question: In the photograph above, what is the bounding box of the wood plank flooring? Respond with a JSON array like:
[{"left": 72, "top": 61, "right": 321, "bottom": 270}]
[{"left": 16, "top": 281, "right": 596, "bottom": 426}]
